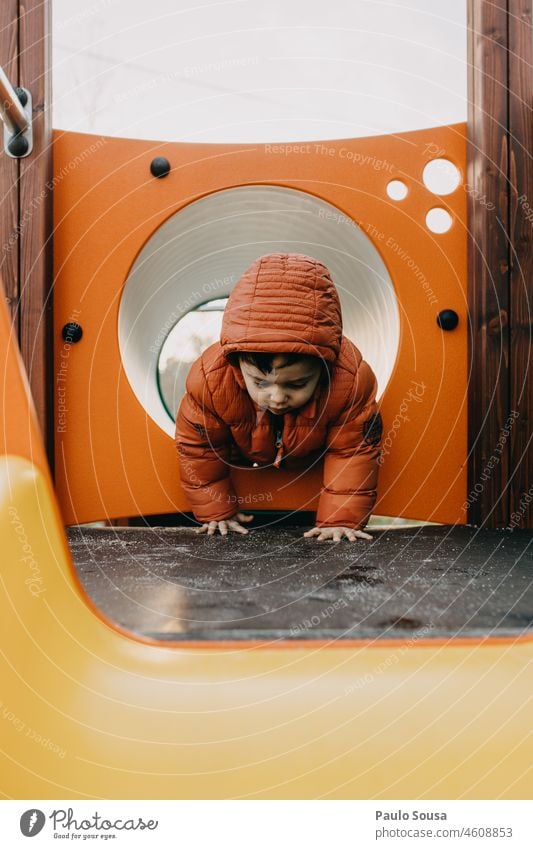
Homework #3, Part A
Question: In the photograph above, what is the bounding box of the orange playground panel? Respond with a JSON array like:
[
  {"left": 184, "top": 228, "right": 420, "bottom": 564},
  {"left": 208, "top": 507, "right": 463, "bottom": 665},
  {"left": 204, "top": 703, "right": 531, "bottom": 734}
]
[{"left": 53, "top": 124, "right": 467, "bottom": 524}]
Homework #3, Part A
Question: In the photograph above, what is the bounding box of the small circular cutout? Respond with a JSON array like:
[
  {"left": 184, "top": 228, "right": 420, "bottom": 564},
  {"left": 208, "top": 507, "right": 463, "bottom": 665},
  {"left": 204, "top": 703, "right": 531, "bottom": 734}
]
[
  {"left": 386, "top": 180, "right": 408, "bottom": 201},
  {"left": 426, "top": 207, "right": 453, "bottom": 234},
  {"left": 423, "top": 159, "right": 461, "bottom": 195}
]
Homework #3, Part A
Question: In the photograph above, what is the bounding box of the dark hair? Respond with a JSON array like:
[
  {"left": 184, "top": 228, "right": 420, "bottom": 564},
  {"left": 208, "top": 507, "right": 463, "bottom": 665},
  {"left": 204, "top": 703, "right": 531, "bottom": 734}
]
[{"left": 228, "top": 350, "right": 330, "bottom": 381}]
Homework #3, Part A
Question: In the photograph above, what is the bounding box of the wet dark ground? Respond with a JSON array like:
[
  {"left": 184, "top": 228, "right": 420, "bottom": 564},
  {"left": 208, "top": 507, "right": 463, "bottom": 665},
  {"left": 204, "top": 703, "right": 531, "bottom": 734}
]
[{"left": 67, "top": 524, "right": 533, "bottom": 641}]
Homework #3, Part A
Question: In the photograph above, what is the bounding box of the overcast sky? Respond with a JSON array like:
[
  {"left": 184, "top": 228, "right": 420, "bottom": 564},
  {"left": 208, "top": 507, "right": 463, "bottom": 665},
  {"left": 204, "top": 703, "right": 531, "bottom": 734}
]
[{"left": 52, "top": 0, "right": 467, "bottom": 143}]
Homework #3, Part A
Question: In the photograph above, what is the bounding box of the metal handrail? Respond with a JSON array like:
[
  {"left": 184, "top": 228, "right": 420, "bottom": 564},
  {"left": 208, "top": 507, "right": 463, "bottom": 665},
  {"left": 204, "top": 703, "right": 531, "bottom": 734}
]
[
  {"left": 0, "top": 64, "right": 32, "bottom": 157},
  {"left": 0, "top": 66, "right": 28, "bottom": 136}
]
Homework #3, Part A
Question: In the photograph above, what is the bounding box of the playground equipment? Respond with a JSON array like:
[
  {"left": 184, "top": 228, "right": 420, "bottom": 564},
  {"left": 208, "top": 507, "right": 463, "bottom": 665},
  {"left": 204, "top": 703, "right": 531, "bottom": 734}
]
[
  {"left": 53, "top": 123, "right": 467, "bottom": 526},
  {"left": 2, "top": 309, "right": 532, "bottom": 796},
  {"left": 1, "top": 111, "right": 532, "bottom": 797},
  {"left": 1, "top": 0, "right": 532, "bottom": 793}
]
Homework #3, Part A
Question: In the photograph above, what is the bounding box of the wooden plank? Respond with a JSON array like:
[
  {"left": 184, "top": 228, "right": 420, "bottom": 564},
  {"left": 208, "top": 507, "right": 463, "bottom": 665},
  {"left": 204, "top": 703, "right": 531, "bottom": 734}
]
[
  {"left": 508, "top": 0, "right": 533, "bottom": 529},
  {"left": 0, "top": 1, "right": 20, "bottom": 327},
  {"left": 18, "top": 0, "right": 54, "bottom": 470},
  {"left": 466, "top": 0, "right": 511, "bottom": 527}
]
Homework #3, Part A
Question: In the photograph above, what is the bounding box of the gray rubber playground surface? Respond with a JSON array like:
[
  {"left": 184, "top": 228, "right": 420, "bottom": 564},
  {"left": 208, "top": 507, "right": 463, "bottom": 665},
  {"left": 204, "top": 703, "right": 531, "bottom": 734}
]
[{"left": 67, "top": 523, "right": 533, "bottom": 641}]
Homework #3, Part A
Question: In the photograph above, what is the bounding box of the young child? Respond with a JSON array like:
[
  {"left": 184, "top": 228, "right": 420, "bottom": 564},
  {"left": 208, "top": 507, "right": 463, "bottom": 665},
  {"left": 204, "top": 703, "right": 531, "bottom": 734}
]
[{"left": 175, "top": 252, "right": 383, "bottom": 542}]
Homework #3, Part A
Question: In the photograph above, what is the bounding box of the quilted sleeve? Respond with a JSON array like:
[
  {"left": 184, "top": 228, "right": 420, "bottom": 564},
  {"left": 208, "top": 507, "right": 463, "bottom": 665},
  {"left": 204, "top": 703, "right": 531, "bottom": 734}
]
[
  {"left": 174, "top": 357, "right": 239, "bottom": 522},
  {"left": 315, "top": 359, "right": 382, "bottom": 529}
]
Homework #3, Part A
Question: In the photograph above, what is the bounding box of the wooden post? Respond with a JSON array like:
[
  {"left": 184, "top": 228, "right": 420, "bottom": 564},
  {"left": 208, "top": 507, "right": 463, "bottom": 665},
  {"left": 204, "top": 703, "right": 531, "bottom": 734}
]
[
  {"left": 0, "top": 2, "right": 20, "bottom": 328},
  {"left": 0, "top": 0, "right": 54, "bottom": 473},
  {"left": 508, "top": 0, "right": 533, "bottom": 529},
  {"left": 18, "top": 0, "right": 54, "bottom": 473},
  {"left": 467, "top": 0, "right": 512, "bottom": 528}
]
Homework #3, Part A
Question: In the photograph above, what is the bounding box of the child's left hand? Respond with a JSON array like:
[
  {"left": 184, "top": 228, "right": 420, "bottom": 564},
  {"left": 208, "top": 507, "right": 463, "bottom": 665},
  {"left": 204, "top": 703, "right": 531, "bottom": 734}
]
[{"left": 303, "top": 526, "right": 373, "bottom": 542}]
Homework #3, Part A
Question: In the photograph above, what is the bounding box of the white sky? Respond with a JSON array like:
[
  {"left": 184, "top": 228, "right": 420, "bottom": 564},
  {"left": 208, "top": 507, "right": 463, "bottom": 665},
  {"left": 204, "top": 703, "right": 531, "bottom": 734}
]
[{"left": 52, "top": 0, "right": 467, "bottom": 143}]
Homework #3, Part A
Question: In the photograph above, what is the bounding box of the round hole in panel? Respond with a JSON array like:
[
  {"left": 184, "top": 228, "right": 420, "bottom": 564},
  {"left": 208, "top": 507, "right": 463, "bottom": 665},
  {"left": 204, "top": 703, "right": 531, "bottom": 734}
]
[
  {"left": 118, "top": 185, "right": 401, "bottom": 436},
  {"left": 422, "top": 158, "right": 461, "bottom": 195},
  {"left": 426, "top": 207, "right": 453, "bottom": 233},
  {"left": 386, "top": 180, "right": 408, "bottom": 200}
]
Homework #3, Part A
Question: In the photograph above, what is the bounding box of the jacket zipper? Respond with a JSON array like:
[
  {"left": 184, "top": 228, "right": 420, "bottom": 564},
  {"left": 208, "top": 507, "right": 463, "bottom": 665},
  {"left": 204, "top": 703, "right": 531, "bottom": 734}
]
[{"left": 273, "top": 427, "right": 284, "bottom": 469}]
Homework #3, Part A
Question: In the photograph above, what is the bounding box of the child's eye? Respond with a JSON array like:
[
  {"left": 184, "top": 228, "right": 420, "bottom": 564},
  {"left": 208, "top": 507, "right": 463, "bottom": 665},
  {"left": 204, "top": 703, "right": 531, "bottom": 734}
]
[{"left": 252, "top": 379, "right": 307, "bottom": 388}]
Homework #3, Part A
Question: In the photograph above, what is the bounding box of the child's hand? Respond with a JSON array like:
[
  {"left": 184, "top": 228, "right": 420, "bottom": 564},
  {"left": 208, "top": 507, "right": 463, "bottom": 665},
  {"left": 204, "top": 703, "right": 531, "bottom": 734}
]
[
  {"left": 303, "top": 526, "right": 373, "bottom": 542},
  {"left": 196, "top": 512, "right": 254, "bottom": 536}
]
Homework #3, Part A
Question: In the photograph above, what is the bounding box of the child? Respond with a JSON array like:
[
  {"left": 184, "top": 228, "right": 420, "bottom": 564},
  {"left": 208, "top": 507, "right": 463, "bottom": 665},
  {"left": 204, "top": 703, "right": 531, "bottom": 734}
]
[{"left": 175, "top": 252, "right": 382, "bottom": 542}]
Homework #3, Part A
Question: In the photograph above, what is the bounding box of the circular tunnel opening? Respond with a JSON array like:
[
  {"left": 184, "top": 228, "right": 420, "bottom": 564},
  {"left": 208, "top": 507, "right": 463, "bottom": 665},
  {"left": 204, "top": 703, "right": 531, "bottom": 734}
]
[
  {"left": 118, "top": 185, "right": 400, "bottom": 435},
  {"left": 158, "top": 297, "right": 228, "bottom": 419}
]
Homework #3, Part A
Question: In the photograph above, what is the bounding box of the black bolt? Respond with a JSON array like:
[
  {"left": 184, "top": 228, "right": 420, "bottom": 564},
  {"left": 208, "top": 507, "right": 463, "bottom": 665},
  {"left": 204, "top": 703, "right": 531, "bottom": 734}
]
[
  {"left": 7, "top": 133, "right": 29, "bottom": 157},
  {"left": 436, "top": 309, "right": 459, "bottom": 331},
  {"left": 15, "top": 87, "right": 28, "bottom": 107},
  {"left": 62, "top": 322, "right": 83, "bottom": 343},
  {"left": 150, "top": 156, "right": 171, "bottom": 178}
]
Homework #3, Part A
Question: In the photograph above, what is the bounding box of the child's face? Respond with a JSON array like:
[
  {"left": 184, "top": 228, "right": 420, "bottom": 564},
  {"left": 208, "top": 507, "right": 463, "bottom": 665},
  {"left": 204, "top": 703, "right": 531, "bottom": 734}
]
[{"left": 239, "top": 355, "right": 322, "bottom": 414}]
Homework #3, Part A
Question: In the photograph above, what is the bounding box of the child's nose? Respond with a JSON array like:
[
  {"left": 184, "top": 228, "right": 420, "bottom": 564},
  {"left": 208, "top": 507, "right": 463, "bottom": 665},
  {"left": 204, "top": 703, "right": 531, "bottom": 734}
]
[{"left": 270, "top": 386, "right": 287, "bottom": 402}]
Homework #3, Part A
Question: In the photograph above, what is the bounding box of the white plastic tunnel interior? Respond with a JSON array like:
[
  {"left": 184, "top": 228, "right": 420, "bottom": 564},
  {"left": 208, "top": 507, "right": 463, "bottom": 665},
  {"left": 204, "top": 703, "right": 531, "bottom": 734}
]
[{"left": 118, "top": 185, "right": 401, "bottom": 435}]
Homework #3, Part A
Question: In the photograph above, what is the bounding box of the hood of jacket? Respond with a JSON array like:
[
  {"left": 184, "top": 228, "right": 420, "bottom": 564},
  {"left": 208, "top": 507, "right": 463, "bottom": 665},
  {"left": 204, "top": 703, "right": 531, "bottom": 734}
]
[{"left": 220, "top": 253, "right": 343, "bottom": 366}]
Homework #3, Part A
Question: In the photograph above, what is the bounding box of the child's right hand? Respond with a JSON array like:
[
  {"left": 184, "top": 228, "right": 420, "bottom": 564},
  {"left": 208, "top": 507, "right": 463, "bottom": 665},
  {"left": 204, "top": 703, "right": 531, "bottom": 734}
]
[{"left": 195, "top": 512, "right": 254, "bottom": 536}]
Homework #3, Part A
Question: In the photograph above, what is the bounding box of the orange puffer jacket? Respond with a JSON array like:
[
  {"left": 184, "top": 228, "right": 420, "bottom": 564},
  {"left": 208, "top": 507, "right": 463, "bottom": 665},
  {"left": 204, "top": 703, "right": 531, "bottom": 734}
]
[{"left": 175, "top": 253, "right": 382, "bottom": 529}]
